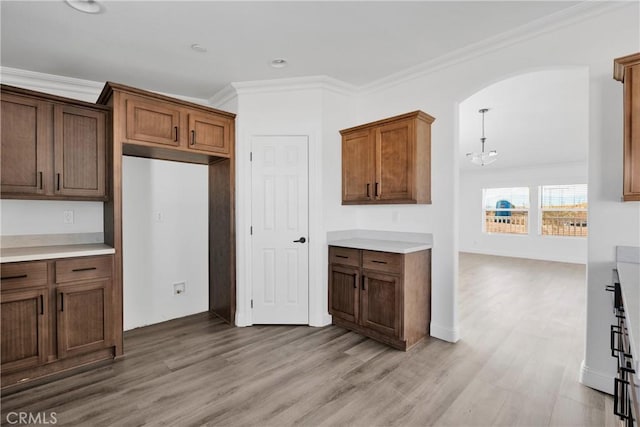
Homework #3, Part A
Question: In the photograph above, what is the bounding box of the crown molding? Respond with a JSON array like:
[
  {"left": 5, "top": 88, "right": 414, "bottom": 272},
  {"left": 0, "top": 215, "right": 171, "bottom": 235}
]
[
  {"left": 0, "top": 66, "right": 104, "bottom": 99},
  {"left": 359, "top": 1, "right": 631, "bottom": 95},
  {"left": 209, "top": 75, "right": 357, "bottom": 103},
  {"left": 208, "top": 84, "right": 238, "bottom": 108}
]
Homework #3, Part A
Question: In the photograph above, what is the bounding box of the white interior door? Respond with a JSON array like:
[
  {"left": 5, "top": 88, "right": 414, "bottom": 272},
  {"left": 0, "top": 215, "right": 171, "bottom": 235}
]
[{"left": 251, "top": 136, "right": 309, "bottom": 324}]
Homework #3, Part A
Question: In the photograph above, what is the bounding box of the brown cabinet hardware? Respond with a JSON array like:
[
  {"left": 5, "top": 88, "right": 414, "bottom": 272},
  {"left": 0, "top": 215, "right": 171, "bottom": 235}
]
[
  {"left": 39, "top": 172, "right": 43, "bottom": 189},
  {"left": 191, "top": 130, "right": 196, "bottom": 145},
  {"left": 174, "top": 126, "right": 178, "bottom": 142},
  {"left": 71, "top": 267, "right": 97, "bottom": 272},
  {"left": 2, "top": 274, "right": 28, "bottom": 280}
]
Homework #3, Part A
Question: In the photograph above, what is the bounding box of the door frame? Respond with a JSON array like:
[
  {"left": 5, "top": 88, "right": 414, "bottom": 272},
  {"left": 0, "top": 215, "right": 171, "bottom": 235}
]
[
  {"left": 237, "top": 133, "right": 330, "bottom": 327},
  {"left": 247, "top": 135, "right": 310, "bottom": 325}
]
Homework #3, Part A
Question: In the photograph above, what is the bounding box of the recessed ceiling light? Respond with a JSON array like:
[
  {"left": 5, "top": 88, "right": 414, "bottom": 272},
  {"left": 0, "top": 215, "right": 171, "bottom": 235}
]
[
  {"left": 65, "top": 0, "right": 103, "bottom": 14},
  {"left": 191, "top": 44, "right": 207, "bottom": 53},
  {"left": 270, "top": 59, "right": 288, "bottom": 68}
]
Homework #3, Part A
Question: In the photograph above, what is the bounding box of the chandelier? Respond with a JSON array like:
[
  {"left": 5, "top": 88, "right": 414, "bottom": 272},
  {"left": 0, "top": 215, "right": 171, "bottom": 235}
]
[{"left": 466, "top": 108, "right": 498, "bottom": 166}]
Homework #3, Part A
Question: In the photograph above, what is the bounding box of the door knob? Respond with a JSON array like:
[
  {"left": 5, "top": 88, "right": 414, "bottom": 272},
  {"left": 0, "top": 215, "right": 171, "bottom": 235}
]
[{"left": 293, "top": 237, "right": 306, "bottom": 243}]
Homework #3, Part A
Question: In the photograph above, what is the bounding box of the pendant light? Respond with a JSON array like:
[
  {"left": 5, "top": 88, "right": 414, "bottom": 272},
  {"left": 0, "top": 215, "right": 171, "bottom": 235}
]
[{"left": 466, "top": 108, "right": 498, "bottom": 166}]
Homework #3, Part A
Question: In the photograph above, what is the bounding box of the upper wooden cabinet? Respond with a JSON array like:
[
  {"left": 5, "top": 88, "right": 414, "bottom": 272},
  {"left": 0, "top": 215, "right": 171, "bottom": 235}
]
[
  {"left": 0, "top": 85, "right": 109, "bottom": 201},
  {"left": 54, "top": 105, "right": 107, "bottom": 198},
  {"left": 340, "top": 111, "right": 434, "bottom": 205},
  {"left": 99, "top": 82, "right": 235, "bottom": 159},
  {"left": 1, "top": 93, "right": 51, "bottom": 196},
  {"left": 125, "top": 95, "right": 181, "bottom": 147},
  {"left": 614, "top": 52, "right": 640, "bottom": 202}
]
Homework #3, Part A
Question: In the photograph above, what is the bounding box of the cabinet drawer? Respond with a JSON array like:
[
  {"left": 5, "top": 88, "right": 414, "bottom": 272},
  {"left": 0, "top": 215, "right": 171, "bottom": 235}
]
[
  {"left": 329, "top": 246, "right": 360, "bottom": 267},
  {"left": 363, "top": 250, "right": 402, "bottom": 274},
  {"left": 55, "top": 256, "right": 113, "bottom": 284},
  {"left": 1, "top": 261, "right": 48, "bottom": 289}
]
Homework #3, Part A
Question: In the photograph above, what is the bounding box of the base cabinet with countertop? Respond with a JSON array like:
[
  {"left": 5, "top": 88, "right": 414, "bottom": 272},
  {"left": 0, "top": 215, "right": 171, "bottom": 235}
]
[
  {"left": 329, "top": 244, "right": 431, "bottom": 351},
  {"left": 1, "top": 254, "right": 115, "bottom": 391}
]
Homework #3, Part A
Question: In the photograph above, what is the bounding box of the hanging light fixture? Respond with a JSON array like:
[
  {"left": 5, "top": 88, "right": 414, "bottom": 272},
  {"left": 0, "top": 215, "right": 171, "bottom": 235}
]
[{"left": 467, "top": 108, "right": 498, "bottom": 166}]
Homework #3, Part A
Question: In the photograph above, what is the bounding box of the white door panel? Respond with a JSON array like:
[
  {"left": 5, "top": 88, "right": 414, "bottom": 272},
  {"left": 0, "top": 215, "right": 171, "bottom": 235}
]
[{"left": 251, "top": 136, "right": 309, "bottom": 324}]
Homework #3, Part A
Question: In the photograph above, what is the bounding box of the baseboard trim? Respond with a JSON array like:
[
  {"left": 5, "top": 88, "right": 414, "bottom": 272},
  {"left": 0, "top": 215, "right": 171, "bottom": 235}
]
[
  {"left": 579, "top": 360, "right": 614, "bottom": 394},
  {"left": 430, "top": 322, "right": 460, "bottom": 343}
]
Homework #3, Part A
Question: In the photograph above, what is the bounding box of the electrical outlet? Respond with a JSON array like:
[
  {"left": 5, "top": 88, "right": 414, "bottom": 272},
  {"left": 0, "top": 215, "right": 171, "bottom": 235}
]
[
  {"left": 63, "top": 210, "right": 74, "bottom": 224},
  {"left": 173, "top": 282, "right": 186, "bottom": 295}
]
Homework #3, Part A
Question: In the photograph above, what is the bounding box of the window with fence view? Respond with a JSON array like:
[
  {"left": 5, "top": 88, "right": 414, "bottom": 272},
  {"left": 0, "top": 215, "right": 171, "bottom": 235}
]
[
  {"left": 540, "top": 184, "right": 588, "bottom": 237},
  {"left": 483, "top": 187, "right": 530, "bottom": 234}
]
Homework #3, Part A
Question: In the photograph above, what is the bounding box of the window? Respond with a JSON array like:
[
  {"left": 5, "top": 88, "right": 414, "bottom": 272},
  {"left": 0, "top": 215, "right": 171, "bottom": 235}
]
[
  {"left": 540, "top": 184, "right": 588, "bottom": 237},
  {"left": 483, "top": 187, "right": 530, "bottom": 234}
]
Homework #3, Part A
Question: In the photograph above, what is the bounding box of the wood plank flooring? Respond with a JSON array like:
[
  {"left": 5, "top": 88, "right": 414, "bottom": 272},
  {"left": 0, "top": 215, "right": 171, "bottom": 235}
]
[{"left": 1, "top": 253, "right": 616, "bottom": 426}]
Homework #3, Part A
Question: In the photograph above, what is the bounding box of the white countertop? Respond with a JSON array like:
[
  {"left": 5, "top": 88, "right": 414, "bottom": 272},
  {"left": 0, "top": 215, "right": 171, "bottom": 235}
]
[
  {"left": 327, "top": 230, "right": 432, "bottom": 254},
  {"left": 1, "top": 244, "right": 115, "bottom": 263},
  {"left": 617, "top": 261, "right": 640, "bottom": 376}
]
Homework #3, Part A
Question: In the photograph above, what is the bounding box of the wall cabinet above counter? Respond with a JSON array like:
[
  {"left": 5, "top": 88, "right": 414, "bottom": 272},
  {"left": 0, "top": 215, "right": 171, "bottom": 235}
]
[
  {"left": 340, "top": 111, "right": 435, "bottom": 205},
  {"left": 1, "top": 85, "right": 109, "bottom": 201}
]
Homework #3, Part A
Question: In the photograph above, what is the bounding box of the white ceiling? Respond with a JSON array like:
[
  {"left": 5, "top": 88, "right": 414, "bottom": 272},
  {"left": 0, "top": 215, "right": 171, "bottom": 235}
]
[
  {"left": 1, "top": 1, "right": 581, "bottom": 99},
  {"left": 458, "top": 68, "right": 589, "bottom": 171}
]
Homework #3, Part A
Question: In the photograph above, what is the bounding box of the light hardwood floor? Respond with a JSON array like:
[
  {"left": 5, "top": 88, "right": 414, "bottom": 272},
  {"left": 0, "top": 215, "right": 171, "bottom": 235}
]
[{"left": 1, "top": 253, "right": 616, "bottom": 426}]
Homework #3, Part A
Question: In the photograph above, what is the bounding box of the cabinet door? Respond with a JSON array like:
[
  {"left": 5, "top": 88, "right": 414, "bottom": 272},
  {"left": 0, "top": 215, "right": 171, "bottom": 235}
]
[
  {"left": 329, "top": 264, "right": 360, "bottom": 323},
  {"left": 125, "top": 96, "right": 180, "bottom": 147},
  {"left": 624, "top": 63, "right": 640, "bottom": 200},
  {"left": 376, "top": 119, "right": 414, "bottom": 202},
  {"left": 342, "top": 129, "right": 374, "bottom": 203},
  {"left": 54, "top": 105, "right": 107, "bottom": 198},
  {"left": 360, "top": 271, "right": 401, "bottom": 338},
  {"left": 1, "top": 288, "right": 47, "bottom": 372},
  {"left": 187, "top": 112, "right": 231, "bottom": 155},
  {"left": 1, "top": 94, "right": 51, "bottom": 196},
  {"left": 57, "top": 279, "right": 112, "bottom": 358}
]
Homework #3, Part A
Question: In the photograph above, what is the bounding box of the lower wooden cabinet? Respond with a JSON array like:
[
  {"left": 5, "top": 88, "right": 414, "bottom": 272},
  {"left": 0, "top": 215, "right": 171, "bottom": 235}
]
[
  {"left": 57, "top": 280, "right": 111, "bottom": 359},
  {"left": 1, "top": 287, "right": 48, "bottom": 372},
  {"left": 328, "top": 246, "right": 431, "bottom": 350},
  {"left": 0, "top": 255, "right": 115, "bottom": 390}
]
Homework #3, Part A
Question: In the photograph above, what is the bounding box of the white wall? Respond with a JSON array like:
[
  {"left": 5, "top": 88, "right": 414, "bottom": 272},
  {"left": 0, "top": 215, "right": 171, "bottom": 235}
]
[
  {"left": 353, "top": 3, "right": 639, "bottom": 392},
  {"left": 459, "top": 162, "right": 588, "bottom": 264},
  {"left": 1, "top": 199, "right": 103, "bottom": 236},
  {"left": 122, "top": 156, "right": 208, "bottom": 330}
]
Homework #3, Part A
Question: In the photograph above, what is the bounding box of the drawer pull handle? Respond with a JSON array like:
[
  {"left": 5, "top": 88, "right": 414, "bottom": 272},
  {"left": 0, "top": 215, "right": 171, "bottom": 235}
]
[
  {"left": 375, "top": 182, "right": 379, "bottom": 197},
  {"left": 1, "top": 274, "right": 28, "bottom": 280},
  {"left": 371, "top": 260, "right": 387, "bottom": 264},
  {"left": 60, "top": 293, "right": 64, "bottom": 312},
  {"left": 362, "top": 275, "right": 366, "bottom": 290},
  {"left": 366, "top": 183, "right": 370, "bottom": 198},
  {"left": 174, "top": 126, "right": 179, "bottom": 142},
  {"left": 39, "top": 171, "right": 43, "bottom": 190},
  {"left": 191, "top": 130, "right": 196, "bottom": 145},
  {"left": 336, "top": 255, "right": 349, "bottom": 259},
  {"left": 72, "top": 267, "right": 97, "bottom": 272},
  {"left": 57, "top": 173, "right": 61, "bottom": 191},
  {"left": 40, "top": 295, "right": 44, "bottom": 315}
]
